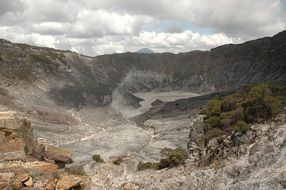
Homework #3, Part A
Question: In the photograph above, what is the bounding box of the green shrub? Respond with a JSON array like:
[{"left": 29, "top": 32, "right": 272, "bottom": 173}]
[
  {"left": 269, "top": 83, "right": 286, "bottom": 104},
  {"left": 263, "top": 95, "right": 283, "bottom": 115},
  {"left": 201, "top": 99, "right": 222, "bottom": 116},
  {"left": 66, "top": 166, "right": 86, "bottom": 176},
  {"left": 220, "top": 106, "right": 244, "bottom": 123},
  {"left": 204, "top": 128, "right": 224, "bottom": 142},
  {"left": 221, "top": 94, "right": 245, "bottom": 112},
  {"left": 113, "top": 157, "right": 123, "bottom": 165},
  {"left": 158, "top": 147, "right": 188, "bottom": 169},
  {"left": 201, "top": 83, "right": 284, "bottom": 143},
  {"left": 243, "top": 84, "right": 282, "bottom": 122},
  {"left": 137, "top": 147, "right": 188, "bottom": 171},
  {"left": 231, "top": 121, "right": 250, "bottom": 133},
  {"left": 220, "top": 118, "right": 232, "bottom": 128},
  {"left": 92, "top": 154, "right": 104, "bottom": 163},
  {"left": 30, "top": 53, "right": 54, "bottom": 65},
  {"left": 137, "top": 162, "right": 159, "bottom": 171},
  {"left": 204, "top": 116, "right": 221, "bottom": 130}
]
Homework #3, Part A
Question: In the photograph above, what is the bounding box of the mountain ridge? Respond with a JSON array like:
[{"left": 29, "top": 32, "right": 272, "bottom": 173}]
[
  {"left": 0, "top": 30, "right": 285, "bottom": 107},
  {"left": 136, "top": 48, "right": 155, "bottom": 54},
  {"left": 0, "top": 30, "right": 286, "bottom": 190},
  {"left": 1, "top": 30, "right": 284, "bottom": 57}
]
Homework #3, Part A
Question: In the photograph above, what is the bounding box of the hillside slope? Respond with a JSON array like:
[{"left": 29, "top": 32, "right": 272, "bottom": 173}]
[{"left": 0, "top": 30, "right": 285, "bottom": 108}]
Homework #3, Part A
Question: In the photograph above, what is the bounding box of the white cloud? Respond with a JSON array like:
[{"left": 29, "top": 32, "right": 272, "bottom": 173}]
[
  {"left": 68, "top": 10, "right": 153, "bottom": 38},
  {"left": 95, "top": 0, "right": 286, "bottom": 38},
  {"left": 128, "top": 31, "right": 237, "bottom": 53},
  {"left": 56, "top": 31, "right": 237, "bottom": 55},
  {"left": 0, "top": 0, "right": 285, "bottom": 55}
]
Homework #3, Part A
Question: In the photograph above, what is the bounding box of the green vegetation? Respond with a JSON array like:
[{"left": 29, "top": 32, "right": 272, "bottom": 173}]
[
  {"left": 10, "top": 51, "right": 67, "bottom": 82},
  {"left": 138, "top": 162, "right": 159, "bottom": 171},
  {"left": 231, "top": 121, "right": 250, "bottom": 133},
  {"left": 159, "top": 147, "right": 188, "bottom": 169},
  {"left": 113, "top": 157, "right": 124, "bottom": 165},
  {"left": 137, "top": 147, "right": 188, "bottom": 171},
  {"left": 30, "top": 53, "right": 54, "bottom": 65},
  {"left": 14, "top": 61, "right": 36, "bottom": 82},
  {"left": 201, "top": 83, "right": 285, "bottom": 142},
  {"left": 92, "top": 154, "right": 104, "bottom": 163},
  {"left": 66, "top": 166, "right": 86, "bottom": 176},
  {"left": 29, "top": 51, "right": 66, "bottom": 65}
]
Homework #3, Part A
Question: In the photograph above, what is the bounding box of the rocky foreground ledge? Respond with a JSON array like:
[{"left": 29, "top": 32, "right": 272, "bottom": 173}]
[{"left": 0, "top": 112, "right": 91, "bottom": 190}]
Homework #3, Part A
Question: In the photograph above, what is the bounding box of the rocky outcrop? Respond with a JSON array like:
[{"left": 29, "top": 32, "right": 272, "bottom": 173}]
[
  {"left": 0, "top": 112, "right": 33, "bottom": 162},
  {"left": 187, "top": 115, "right": 205, "bottom": 162},
  {"left": 0, "top": 111, "right": 73, "bottom": 166},
  {"left": 0, "top": 112, "right": 91, "bottom": 189},
  {"left": 188, "top": 110, "right": 286, "bottom": 168},
  {"left": 41, "top": 144, "right": 73, "bottom": 167},
  {"left": 0, "top": 161, "right": 91, "bottom": 190},
  {"left": 56, "top": 175, "right": 91, "bottom": 190},
  {"left": 188, "top": 114, "right": 255, "bottom": 166}
]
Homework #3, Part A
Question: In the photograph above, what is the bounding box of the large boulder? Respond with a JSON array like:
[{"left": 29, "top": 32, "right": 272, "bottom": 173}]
[
  {"left": 188, "top": 114, "right": 256, "bottom": 166},
  {"left": 56, "top": 175, "right": 91, "bottom": 190},
  {"left": 42, "top": 144, "right": 73, "bottom": 167}
]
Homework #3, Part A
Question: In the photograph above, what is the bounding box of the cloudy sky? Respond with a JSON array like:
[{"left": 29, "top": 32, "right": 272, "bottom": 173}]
[{"left": 0, "top": 0, "right": 285, "bottom": 56}]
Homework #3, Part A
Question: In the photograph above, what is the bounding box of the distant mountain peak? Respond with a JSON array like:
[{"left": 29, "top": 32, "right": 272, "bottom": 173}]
[{"left": 136, "top": 48, "right": 154, "bottom": 54}]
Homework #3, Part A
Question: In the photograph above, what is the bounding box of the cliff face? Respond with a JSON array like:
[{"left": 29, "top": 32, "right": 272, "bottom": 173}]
[
  {"left": 0, "top": 31, "right": 285, "bottom": 108},
  {"left": 0, "top": 111, "right": 91, "bottom": 190}
]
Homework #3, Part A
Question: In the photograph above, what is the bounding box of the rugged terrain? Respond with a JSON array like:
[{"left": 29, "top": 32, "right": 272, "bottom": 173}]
[
  {"left": 86, "top": 111, "right": 286, "bottom": 190},
  {"left": 0, "top": 111, "right": 90, "bottom": 189},
  {"left": 0, "top": 30, "right": 285, "bottom": 189}
]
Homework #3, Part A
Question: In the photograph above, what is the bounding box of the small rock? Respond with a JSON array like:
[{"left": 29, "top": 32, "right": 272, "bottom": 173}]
[
  {"left": 11, "top": 179, "right": 23, "bottom": 189},
  {"left": 207, "top": 138, "right": 219, "bottom": 151},
  {"left": 23, "top": 176, "right": 33, "bottom": 187},
  {"left": 121, "top": 182, "right": 141, "bottom": 190},
  {"left": 17, "top": 173, "right": 29, "bottom": 183},
  {"left": 56, "top": 175, "right": 83, "bottom": 190},
  {"left": 43, "top": 180, "right": 56, "bottom": 190}
]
